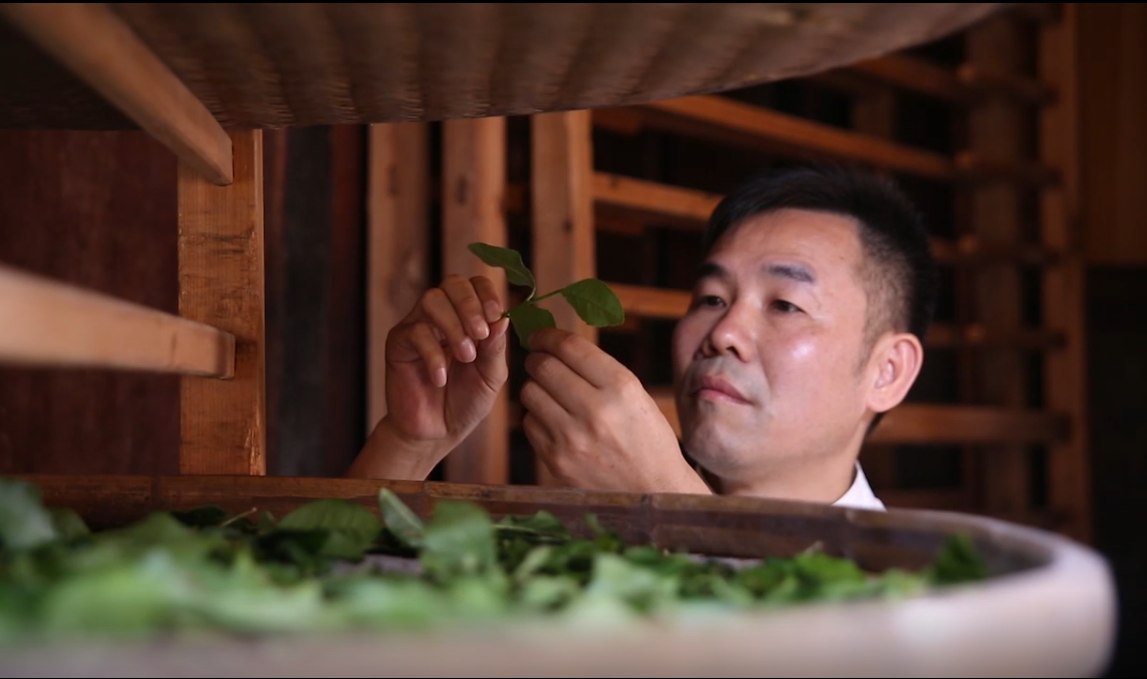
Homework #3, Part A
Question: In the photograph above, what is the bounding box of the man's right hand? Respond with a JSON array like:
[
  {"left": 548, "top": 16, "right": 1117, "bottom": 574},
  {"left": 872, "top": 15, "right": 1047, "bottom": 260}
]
[{"left": 349, "top": 274, "right": 510, "bottom": 480}]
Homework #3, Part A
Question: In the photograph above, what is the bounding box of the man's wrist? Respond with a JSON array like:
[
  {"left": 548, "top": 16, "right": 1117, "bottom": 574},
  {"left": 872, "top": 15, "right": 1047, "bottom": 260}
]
[{"left": 347, "top": 418, "right": 453, "bottom": 481}]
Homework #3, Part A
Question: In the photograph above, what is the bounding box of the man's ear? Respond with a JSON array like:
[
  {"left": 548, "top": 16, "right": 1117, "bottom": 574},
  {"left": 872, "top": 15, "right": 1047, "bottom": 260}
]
[{"left": 866, "top": 332, "right": 924, "bottom": 414}]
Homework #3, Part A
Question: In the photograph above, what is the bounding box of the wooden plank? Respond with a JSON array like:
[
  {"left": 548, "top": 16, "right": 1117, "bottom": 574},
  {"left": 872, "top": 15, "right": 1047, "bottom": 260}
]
[
  {"left": 850, "top": 55, "right": 968, "bottom": 103},
  {"left": 366, "top": 122, "right": 430, "bottom": 435},
  {"left": 0, "top": 3, "right": 232, "bottom": 185},
  {"left": 1077, "top": 3, "right": 1147, "bottom": 264},
  {"left": 593, "top": 172, "right": 722, "bottom": 225},
  {"left": 441, "top": 117, "right": 509, "bottom": 486},
  {"left": 966, "top": 14, "right": 1031, "bottom": 522},
  {"left": 591, "top": 175, "right": 1063, "bottom": 265},
  {"left": 639, "top": 95, "right": 957, "bottom": 181},
  {"left": 1040, "top": 5, "right": 1092, "bottom": 544},
  {"left": 0, "top": 263, "right": 233, "bottom": 377},
  {"left": 611, "top": 282, "right": 1064, "bottom": 350},
  {"left": 647, "top": 386, "right": 1069, "bottom": 445},
  {"left": 531, "top": 110, "right": 596, "bottom": 486},
  {"left": 177, "top": 129, "right": 265, "bottom": 476},
  {"left": 957, "top": 63, "right": 1057, "bottom": 105}
]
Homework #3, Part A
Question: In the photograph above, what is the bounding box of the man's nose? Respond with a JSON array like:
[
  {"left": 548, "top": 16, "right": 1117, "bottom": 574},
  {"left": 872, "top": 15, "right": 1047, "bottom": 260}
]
[{"left": 701, "top": 301, "right": 754, "bottom": 361}]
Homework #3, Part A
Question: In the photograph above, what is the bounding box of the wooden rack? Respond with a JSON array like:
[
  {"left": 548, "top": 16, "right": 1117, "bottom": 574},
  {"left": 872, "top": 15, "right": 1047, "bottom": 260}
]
[
  {"left": 372, "top": 4, "right": 1090, "bottom": 542},
  {"left": 0, "top": 4, "right": 1086, "bottom": 541}
]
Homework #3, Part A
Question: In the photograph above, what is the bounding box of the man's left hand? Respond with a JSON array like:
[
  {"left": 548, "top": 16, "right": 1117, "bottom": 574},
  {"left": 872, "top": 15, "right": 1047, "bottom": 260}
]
[{"left": 520, "top": 327, "right": 712, "bottom": 495}]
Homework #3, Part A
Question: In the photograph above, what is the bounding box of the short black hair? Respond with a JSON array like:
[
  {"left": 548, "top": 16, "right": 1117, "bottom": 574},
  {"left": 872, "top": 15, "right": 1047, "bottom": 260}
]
[{"left": 703, "top": 163, "right": 938, "bottom": 349}]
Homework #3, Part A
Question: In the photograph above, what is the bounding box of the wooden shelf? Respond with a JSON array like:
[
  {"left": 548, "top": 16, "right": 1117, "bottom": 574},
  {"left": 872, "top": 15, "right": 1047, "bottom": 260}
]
[{"left": 0, "top": 263, "right": 234, "bottom": 378}]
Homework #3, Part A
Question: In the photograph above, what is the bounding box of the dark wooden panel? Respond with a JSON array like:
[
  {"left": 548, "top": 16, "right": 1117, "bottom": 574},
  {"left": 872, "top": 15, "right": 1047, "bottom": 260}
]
[{"left": 0, "top": 129, "right": 179, "bottom": 475}]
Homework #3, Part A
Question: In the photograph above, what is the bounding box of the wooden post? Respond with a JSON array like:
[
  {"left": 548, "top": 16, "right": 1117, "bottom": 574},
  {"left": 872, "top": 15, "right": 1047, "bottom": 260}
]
[
  {"left": 177, "top": 129, "right": 266, "bottom": 475},
  {"left": 1039, "top": 3, "right": 1091, "bottom": 543},
  {"left": 967, "top": 15, "right": 1030, "bottom": 518},
  {"left": 442, "top": 117, "right": 509, "bottom": 485},
  {"left": 530, "top": 110, "right": 596, "bottom": 486},
  {"left": 367, "top": 123, "right": 430, "bottom": 436}
]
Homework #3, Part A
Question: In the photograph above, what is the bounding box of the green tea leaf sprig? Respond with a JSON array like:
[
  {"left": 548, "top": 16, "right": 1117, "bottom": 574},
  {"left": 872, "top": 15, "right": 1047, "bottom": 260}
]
[{"left": 468, "top": 242, "right": 625, "bottom": 348}]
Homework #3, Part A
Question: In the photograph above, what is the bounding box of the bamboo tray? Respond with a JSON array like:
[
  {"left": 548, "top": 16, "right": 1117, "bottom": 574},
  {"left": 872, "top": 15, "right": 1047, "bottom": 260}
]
[
  {"left": 0, "top": 474, "right": 1118, "bottom": 678},
  {"left": 0, "top": 3, "right": 1002, "bottom": 129}
]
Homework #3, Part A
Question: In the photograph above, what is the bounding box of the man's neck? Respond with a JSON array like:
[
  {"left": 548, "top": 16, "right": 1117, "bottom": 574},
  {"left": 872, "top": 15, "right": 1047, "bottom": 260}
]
[{"left": 702, "top": 455, "right": 858, "bottom": 505}]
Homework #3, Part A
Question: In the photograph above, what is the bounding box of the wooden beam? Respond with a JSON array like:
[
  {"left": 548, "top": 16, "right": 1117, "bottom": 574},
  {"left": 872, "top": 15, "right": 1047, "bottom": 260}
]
[
  {"left": 442, "top": 117, "right": 509, "bottom": 486},
  {"left": 0, "top": 3, "right": 232, "bottom": 185},
  {"left": 1040, "top": 4, "right": 1092, "bottom": 543},
  {"left": 640, "top": 96, "right": 956, "bottom": 181},
  {"left": 647, "top": 387, "right": 1069, "bottom": 445},
  {"left": 958, "top": 63, "right": 1057, "bottom": 106},
  {"left": 593, "top": 172, "right": 721, "bottom": 225},
  {"left": 366, "top": 122, "right": 430, "bottom": 435},
  {"left": 0, "top": 263, "right": 233, "bottom": 377},
  {"left": 531, "top": 110, "right": 596, "bottom": 486},
  {"left": 177, "top": 129, "right": 265, "bottom": 476},
  {"left": 850, "top": 55, "right": 968, "bottom": 104}
]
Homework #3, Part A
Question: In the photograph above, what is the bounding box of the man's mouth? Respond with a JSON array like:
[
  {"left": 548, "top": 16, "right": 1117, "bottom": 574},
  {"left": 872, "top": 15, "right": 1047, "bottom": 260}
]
[{"left": 693, "top": 374, "right": 752, "bottom": 405}]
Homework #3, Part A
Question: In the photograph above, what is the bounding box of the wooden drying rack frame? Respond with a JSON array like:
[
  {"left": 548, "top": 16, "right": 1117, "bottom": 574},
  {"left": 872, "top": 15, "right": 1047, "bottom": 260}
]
[{"left": 0, "top": 5, "right": 1090, "bottom": 543}]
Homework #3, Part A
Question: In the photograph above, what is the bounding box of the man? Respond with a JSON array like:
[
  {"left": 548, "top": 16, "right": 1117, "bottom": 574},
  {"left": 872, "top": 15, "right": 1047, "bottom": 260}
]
[{"left": 348, "top": 164, "right": 938, "bottom": 511}]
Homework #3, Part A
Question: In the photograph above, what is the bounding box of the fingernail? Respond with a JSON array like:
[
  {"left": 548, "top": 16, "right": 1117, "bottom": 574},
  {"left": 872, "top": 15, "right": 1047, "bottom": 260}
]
[
  {"left": 473, "top": 320, "right": 490, "bottom": 340},
  {"left": 435, "top": 366, "right": 447, "bottom": 387},
  {"left": 461, "top": 338, "right": 476, "bottom": 362},
  {"left": 485, "top": 301, "right": 502, "bottom": 322}
]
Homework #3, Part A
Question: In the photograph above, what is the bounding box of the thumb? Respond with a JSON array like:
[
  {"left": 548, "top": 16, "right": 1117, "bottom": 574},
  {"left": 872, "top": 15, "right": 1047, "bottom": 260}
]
[{"left": 475, "top": 316, "right": 510, "bottom": 382}]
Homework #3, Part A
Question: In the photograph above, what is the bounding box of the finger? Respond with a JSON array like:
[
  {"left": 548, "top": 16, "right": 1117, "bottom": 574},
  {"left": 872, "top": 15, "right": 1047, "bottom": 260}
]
[
  {"left": 520, "top": 377, "right": 572, "bottom": 422},
  {"left": 527, "top": 327, "right": 620, "bottom": 389},
  {"left": 521, "top": 412, "right": 553, "bottom": 453},
  {"left": 420, "top": 287, "right": 477, "bottom": 363},
  {"left": 523, "top": 348, "right": 595, "bottom": 415},
  {"left": 407, "top": 322, "right": 448, "bottom": 388},
  {"left": 441, "top": 275, "right": 490, "bottom": 341},
  {"left": 469, "top": 275, "right": 506, "bottom": 324},
  {"left": 475, "top": 316, "right": 510, "bottom": 383}
]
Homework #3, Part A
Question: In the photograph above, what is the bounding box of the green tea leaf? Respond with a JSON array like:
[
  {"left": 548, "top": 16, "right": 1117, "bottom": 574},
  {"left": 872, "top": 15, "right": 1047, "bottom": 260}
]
[
  {"left": 559, "top": 278, "right": 625, "bottom": 327},
  {"left": 0, "top": 478, "right": 57, "bottom": 552},
  {"left": 278, "top": 499, "right": 382, "bottom": 561},
  {"left": 467, "top": 243, "right": 536, "bottom": 293},
  {"left": 421, "top": 500, "right": 497, "bottom": 580},
  {"left": 48, "top": 507, "right": 89, "bottom": 541},
  {"left": 505, "top": 303, "right": 557, "bottom": 348},
  {"left": 378, "top": 489, "right": 425, "bottom": 550},
  {"left": 928, "top": 533, "right": 988, "bottom": 585}
]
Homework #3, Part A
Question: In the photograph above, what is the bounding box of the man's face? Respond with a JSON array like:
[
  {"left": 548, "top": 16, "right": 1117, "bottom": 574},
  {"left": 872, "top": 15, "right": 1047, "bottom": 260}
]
[{"left": 671, "top": 208, "right": 877, "bottom": 481}]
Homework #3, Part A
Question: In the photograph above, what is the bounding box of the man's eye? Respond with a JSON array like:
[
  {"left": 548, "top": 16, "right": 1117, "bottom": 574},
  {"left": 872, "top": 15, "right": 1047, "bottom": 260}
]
[
  {"left": 694, "top": 294, "right": 724, "bottom": 308},
  {"left": 772, "top": 300, "right": 800, "bottom": 313}
]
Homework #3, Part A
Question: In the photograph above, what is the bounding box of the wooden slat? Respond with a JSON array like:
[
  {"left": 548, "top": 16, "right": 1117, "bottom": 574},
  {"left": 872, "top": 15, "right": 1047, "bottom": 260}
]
[
  {"left": 648, "top": 387, "right": 1069, "bottom": 445},
  {"left": 177, "top": 129, "right": 265, "bottom": 476},
  {"left": 878, "top": 488, "right": 974, "bottom": 512},
  {"left": 441, "top": 117, "right": 509, "bottom": 486},
  {"left": 366, "top": 122, "right": 430, "bottom": 435},
  {"left": 0, "top": 263, "right": 233, "bottom": 377},
  {"left": 592, "top": 174, "right": 1063, "bottom": 265},
  {"left": 610, "top": 282, "right": 1065, "bottom": 350},
  {"left": 531, "top": 110, "right": 596, "bottom": 486},
  {"left": 848, "top": 55, "right": 1056, "bottom": 107},
  {"left": 967, "top": 14, "right": 1032, "bottom": 523},
  {"left": 0, "top": 3, "right": 232, "bottom": 185},
  {"left": 958, "top": 63, "right": 1057, "bottom": 105},
  {"left": 1040, "top": 4, "right": 1092, "bottom": 543},
  {"left": 956, "top": 151, "right": 1061, "bottom": 186},
  {"left": 850, "top": 55, "right": 968, "bottom": 103},
  {"left": 639, "top": 95, "right": 957, "bottom": 181},
  {"left": 593, "top": 172, "right": 722, "bottom": 225}
]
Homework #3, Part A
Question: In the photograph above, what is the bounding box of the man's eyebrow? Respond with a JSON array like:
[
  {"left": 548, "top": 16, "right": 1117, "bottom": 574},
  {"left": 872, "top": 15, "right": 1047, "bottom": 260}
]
[
  {"left": 694, "top": 261, "right": 728, "bottom": 280},
  {"left": 764, "top": 262, "right": 815, "bottom": 285}
]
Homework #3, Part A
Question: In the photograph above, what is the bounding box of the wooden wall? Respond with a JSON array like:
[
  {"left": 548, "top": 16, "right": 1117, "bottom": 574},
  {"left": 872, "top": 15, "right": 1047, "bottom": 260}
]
[
  {"left": 0, "top": 126, "right": 367, "bottom": 478},
  {"left": 0, "top": 130, "right": 180, "bottom": 476},
  {"left": 1078, "top": 3, "right": 1147, "bottom": 265}
]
